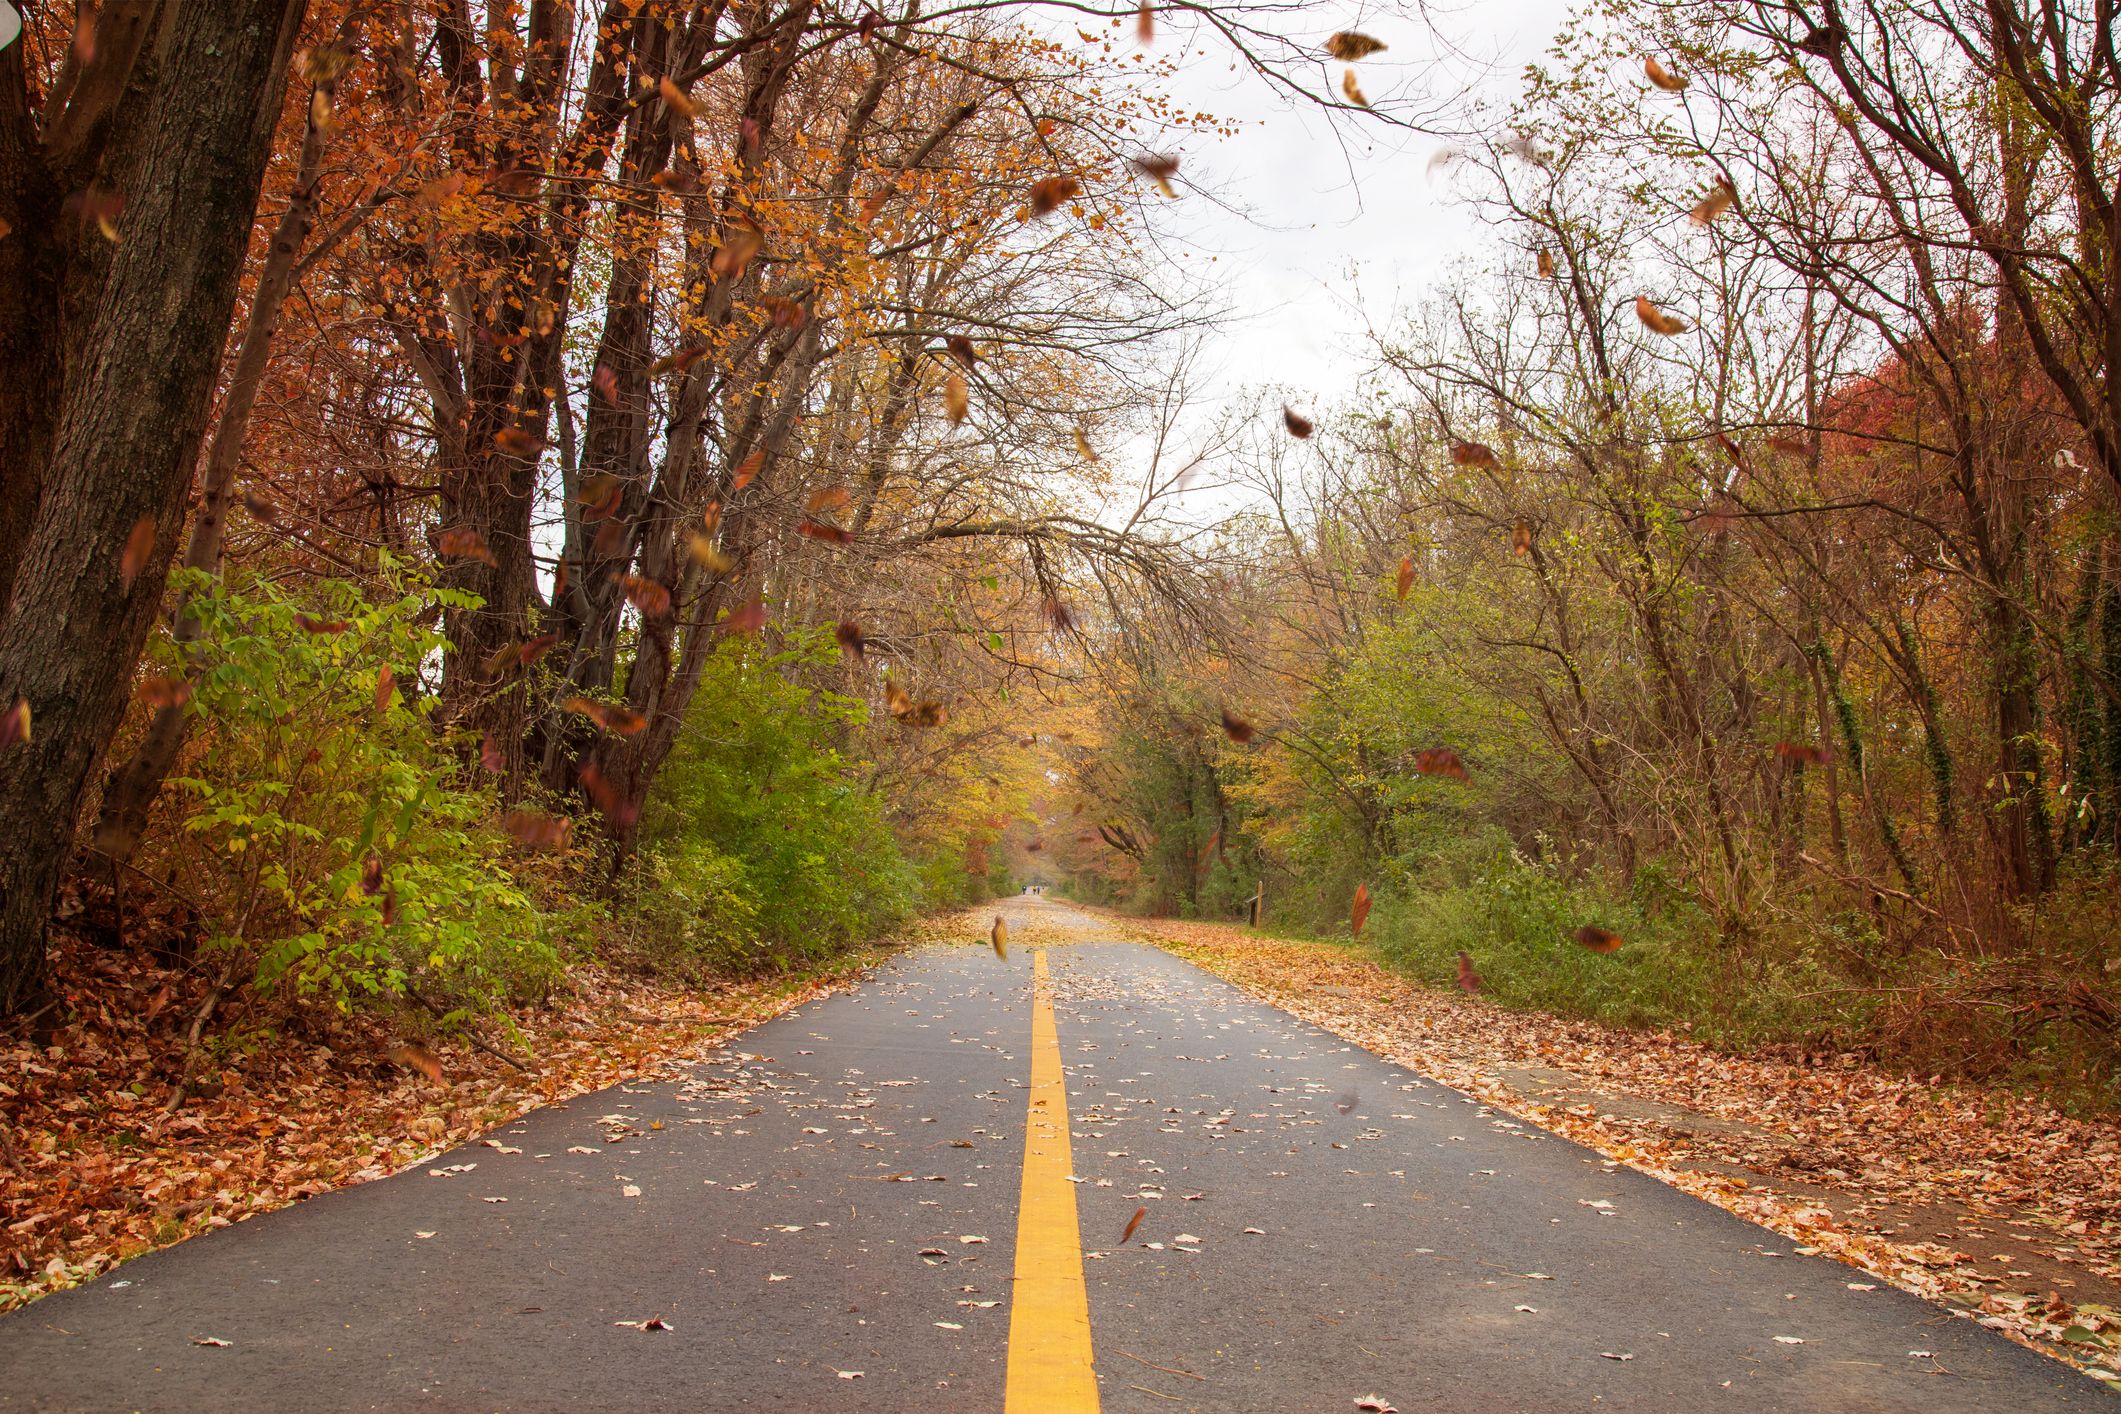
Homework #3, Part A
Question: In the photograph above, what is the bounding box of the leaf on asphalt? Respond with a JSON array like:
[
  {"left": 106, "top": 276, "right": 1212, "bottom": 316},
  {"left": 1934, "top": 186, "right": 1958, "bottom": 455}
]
[
  {"left": 614, "top": 1315, "right": 673, "bottom": 1331},
  {"left": 1353, "top": 1397, "right": 1398, "bottom": 1413},
  {"left": 191, "top": 1336, "right": 232, "bottom": 1347},
  {"left": 1600, "top": 1351, "right": 1634, "bottom": 1361}
]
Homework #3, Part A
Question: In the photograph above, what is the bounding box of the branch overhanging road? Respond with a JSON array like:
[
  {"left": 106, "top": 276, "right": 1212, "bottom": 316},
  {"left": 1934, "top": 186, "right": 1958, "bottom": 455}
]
[{"left": 0, "top": 900, "right": 2101, "bottom": 1411}]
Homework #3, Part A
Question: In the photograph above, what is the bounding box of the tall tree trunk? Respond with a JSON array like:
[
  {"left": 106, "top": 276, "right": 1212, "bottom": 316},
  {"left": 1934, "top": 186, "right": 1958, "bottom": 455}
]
[{"left": 0, "top": 0, "right": 310, "bottom": 1013}]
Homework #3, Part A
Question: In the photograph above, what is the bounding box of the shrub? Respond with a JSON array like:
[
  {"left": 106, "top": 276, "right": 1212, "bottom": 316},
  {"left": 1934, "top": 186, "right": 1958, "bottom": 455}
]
[{"left": 158, "top": 566, "right": 562, "bottom": 1019}]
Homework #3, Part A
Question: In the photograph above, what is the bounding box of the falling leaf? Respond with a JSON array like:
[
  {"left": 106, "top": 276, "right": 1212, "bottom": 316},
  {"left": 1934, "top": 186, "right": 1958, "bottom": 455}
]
[
  {"left": 990, "top": 915, "right": 1009, "bottom": 960},
  {"left": 945, "top": 335, "right": 980, "bottom": 368},
  {"left": 494, "top": 427, "right": 547, "bottom": 458},
  {"left": 1351, "top": 883, "right": 1372, "bottom": 936},
  {"left": 944, "top": 372, "right": 970, "bottom": 423},
  {"left": 1121, "top": 1206, "right": 1148, "bottom": 1242},
  {"left": 835, "top": 620, "right": 867, "bottom": 659},
  {"left": 806, "top": 485, "right": 852, "bottom": 514},
  {"left": 139, "top": 675, "right": 191, "bottom": 709},
  {"left": 1042, "top": 595, "right": 1076, "bottom": 632},
  {"left": 1537, "top": 248, "right": 1557, "bottom": 278},
  {"left": 1073, "top": 427, "right": 1101, "bottom": 461},
  {"left": 1341, "top": 69, "right": 1370, "bottom": 108},
  {"left": 481, "top": 732, "right": 506, "bottom": 774},
  {"left": 622, "top": 574, "right": 672, "bottom": 617},
  {"left": 1129, "top": 153, "right": 1180, "bottom": 198},
  {"left": 578, "top": 762, "right": 639, "bottom": 828},
  {"left": 565, "top": 696, "right": 648, "bottom": 735},
  {"left": 389, "top": 1041, "right": 444, "bottom": 1083},
  {"left": 1452, "top": 441, "right": 1498, "bottom": 468},
  {"left": 1511, "top": 520, "right": 1533, "bottom": 556},
  {"left": 1635, "top": 296, "right": 1687, "bottom": 335},
  {"left": 1028, "top": 176, "right": 1082, "bottom": 217},
  {"left": 1327, "top": 32, "right": 1388, "bottom": 61},
  {"left": 1395, "top": 556, "right": 1414, "bottom": 601},
  {"left": 119, "top": 517, "right": 155, "bottom": 592},
  {"left": 687, "top": 532, "right": 735, "bottom": 574},
  {"left": 711, "top": 226, "right": 764, "bottom": 281},
  {"left": 373, "top": 666, "right": 395, "bottom": 715},
  {"left": 650, "top": 344, "right": 709, "bottom": 377},
  {"left": 798, "top": 519, "right": 855, "bottom": 546},
  {"left": 501, "top": 810, "right": 573, "bottom": 851},
  {"left": 1456, "top": 950, "right": 1481, "bottom": 993},
  {"left": 1220, "top": 708, "right": 1256, "bottom": 744},
  {"left": 1283, "top": 406, "right": 1314, "bottom": 439},
  {"left": 760, "top": 294, "right": 806, "bottom": 330},
  {"left": 360, "top": 854, "right": 384, "bottom": 896},
  {"left": 1136, "top": 0, "right": 1154, "bottom": 44},
  {"left": 293, "top": 614, "right": 351, "bottom": 634},
  {"left": 1573, "top": 925, "right": 1624, "bottom": 954},
  {"left": 1767, "top": 434, "right": 1812, "bottom": 458},
  {"left": 1644, "top": 56, "right": 1688, "bottom": 91},
  {"left": 592, "top": 366, "right": 619, "bottom": 403},
  {"left": 1775, "top": 741, "right": 1830, "bottom": 766},
  {"left": 720, "top": 593, "right": 768, "bottom": 637},
  {"left": 1690, "top": 179, "right": 1737, "bottom": 224},
  {"left": 730, "top": 449, "right": 766, "bottom": 491},
  {"left": 657, "top": 76, "right": 696, "bottom": 119},
  {"left": 437, "top": 527, "right": 497, "bottom": 566},
  {"left": 1415, "top": 746, "right": 1468, "bottom": 780}
]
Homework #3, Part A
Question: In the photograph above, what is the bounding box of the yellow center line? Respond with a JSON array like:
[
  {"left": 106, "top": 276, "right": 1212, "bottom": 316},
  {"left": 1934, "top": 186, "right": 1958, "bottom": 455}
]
[{"left": 1004, "top": 948, "right": 1100, "bottom": 1411}]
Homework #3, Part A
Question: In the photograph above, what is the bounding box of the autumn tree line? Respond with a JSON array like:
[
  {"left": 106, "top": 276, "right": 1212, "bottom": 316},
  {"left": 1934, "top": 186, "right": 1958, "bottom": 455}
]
[
  {"left": 1044, "top": 1, "right": 2121, "bottom": 1095},
  {"left": 0, "top": 0, "right": 1394, "bottom": 1022}
]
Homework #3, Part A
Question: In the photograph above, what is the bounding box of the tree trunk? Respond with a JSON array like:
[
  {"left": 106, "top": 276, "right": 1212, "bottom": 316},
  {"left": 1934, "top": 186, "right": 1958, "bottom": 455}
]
[{"left": 0, "top": 1, "right": 309, "bottom": 1014}]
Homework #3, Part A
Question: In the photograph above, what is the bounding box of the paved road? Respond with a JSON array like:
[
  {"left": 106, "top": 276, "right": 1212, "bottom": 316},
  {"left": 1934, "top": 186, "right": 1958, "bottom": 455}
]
[{"left": 0, "top": 900, "right": 2102, "bottom": 1411}]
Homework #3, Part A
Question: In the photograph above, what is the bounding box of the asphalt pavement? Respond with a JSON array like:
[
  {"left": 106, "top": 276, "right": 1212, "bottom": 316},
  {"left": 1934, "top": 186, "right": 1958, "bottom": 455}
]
[{"left": 0, "top": 898, "right": 2102, "bottom": 1411}]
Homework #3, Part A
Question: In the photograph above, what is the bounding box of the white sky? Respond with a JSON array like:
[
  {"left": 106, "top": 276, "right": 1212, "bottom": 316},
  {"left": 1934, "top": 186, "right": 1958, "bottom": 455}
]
[{"left": 1133, "top": 1, "right": 1577, "bottom": 414}]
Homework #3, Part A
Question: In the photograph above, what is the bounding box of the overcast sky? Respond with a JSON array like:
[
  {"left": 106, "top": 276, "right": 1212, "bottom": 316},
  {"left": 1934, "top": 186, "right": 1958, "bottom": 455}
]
[{"left": 1132, "top": 1, "right": 1578, "bottom": 418}]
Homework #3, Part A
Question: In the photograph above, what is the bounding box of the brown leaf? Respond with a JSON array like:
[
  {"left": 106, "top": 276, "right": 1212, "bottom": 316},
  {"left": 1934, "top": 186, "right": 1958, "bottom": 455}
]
[
  {"left": 1775, "top": 740, "right": 1831, "bottom": 766},
  {"left": 1341, "top": 69, "right": 1370, "bottom": 108},
  {"left": 945, "top": 335, "right": 980, "bottom": 369},
  {"left": 579, "top": 762, "right": 639, "bottom": 828},
  {"left": 1573, "top": 925, "right": 1625, "bottom": 954},
  {"left": 1414, "top": 746, "right": 1468, "bottom": 781},
  {"left": 1326, "top": 31, "right": 1388, "bottom": 61},
  {"left": 501, "top": 810, "right": 574, "bottom": 851},
  {"left": 565, "top": 696, "right": 648, "bottom": 735},
  {"left": 592, "top": 366, "right": 619, "bottom": 403},
  {"left": 481, "top": 732, "right": 507, "bottom": 774},
  {"left": 1283, "top": 406, "right": 1314, "bottom": 439},
  {"left": 687, "top": 532, "right": 735, "bottom": 574},
  {"left": 1351, "top": 883, "right": 1372, "bottom": 937},
  {"left": 1456, "top": 950, "right": 1481, "bottom": 993},
  {"left": 373, "top": 666, "right": 395, "bottom": 715},
  {"left": 656, "top": 76, "right": 696, "bottom": 119},
  {"left": 1635, "top": 296, "right": 1688, "bottom": 335},
  {"left": 0, "top": 698, "right": 28, "bottom": 750},
  {"left": 719, "top": 593, "right": 768, "bottom": 637},
  {"left": 389, "top": 1041, "right": 444, "bottom": 1083},
  {"left": 944, "top": 372, "right": 970, "bottom": 424},
  {"left": 437, "top": 527, "right": 498, "bottom": 566},
  {"left": 293, "top": 614, "right": 351, "bottom": 634},
  {"left": 1395, "top": 556, "right": 1414, "bottom": 602},
  {"left": 806, "top": 485, "right": 852, "bottom": 514},
  {"left": 1028, "top": 176, "right": 1082, "bottom": 217},
  {"left": 119, "top": 517, "right": 155, "bottom": 592},
  {"left": 1452, "top": 441, "right": 1498, "bottom": 468},
  {"left": 622, "top": 574, "right": 672, "bottom": 617},
  {"left": 1537, "top": 248, "right": 1556, "bottom": 278},
  {"left": 711, "top": 226, "right": 764, "bottom": 281},
  {"left": 991, "top": 915, "right": 1009, "bottom": 958},
  {"left": 1042, "top": 595, "right": 1076, "bottom": 633},
  {"left": 138, "top": 676, "right": 191, "bottom": 709},
  {"left": 760, "top": 295, "right": 807, "bottom": 330},
  {"left": 360, "top": 854, "right": 384, "bottom": 896},
  {"left": 1512, "top": 520, "right": 1533, "bottom": 556},
  {"left": 1220, "top": 708, "right": 1256, "bottom": 744},
  {"left": 835, "top": 620, "right": 867, "bottom": 659},
  {"left": 798, "top": 520, "right": 855, "bottom": 546},
  {"left": 731, "top": 449, "right": 766, "bottom": 491},
  {"left": 1137, "top": 0, "right": 1154, "bottom": 43},
  {"left": 494, "top": 427, "right": 547, "bottom": 458},
  {"left": 1121, "top": 1206, "right": 1148, "bottom": 1243},
  {"left": 1644, "top": 56, "right": 1688, "bottom": 91},
  {"left": 1129, "top": 153, "right": 1180, "bottom": 198},
  {"left": 1689, "top": 179, "right": 1736, "bottom": 225}
]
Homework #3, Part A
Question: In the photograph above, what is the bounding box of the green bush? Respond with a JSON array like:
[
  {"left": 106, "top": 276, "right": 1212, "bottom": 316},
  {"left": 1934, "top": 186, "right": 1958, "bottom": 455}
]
[
  {"left": 162, "top": 566, "right": 563, "bottom": 1019},
  {"left": 1365, "top": 839, "right": 1861, "bottom": 1048},
  {"left": 638, "top": 630, "right": 917, "bottom": 970}
]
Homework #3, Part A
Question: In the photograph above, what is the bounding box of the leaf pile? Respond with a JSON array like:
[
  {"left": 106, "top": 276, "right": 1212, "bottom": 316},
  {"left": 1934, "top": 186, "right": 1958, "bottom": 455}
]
[
  {"left": 1119, "top": 913, "right": 2121, "bottom": 1380},
  {"left": 0, "top": 921, "right": 920, "bottom": 1311}
]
